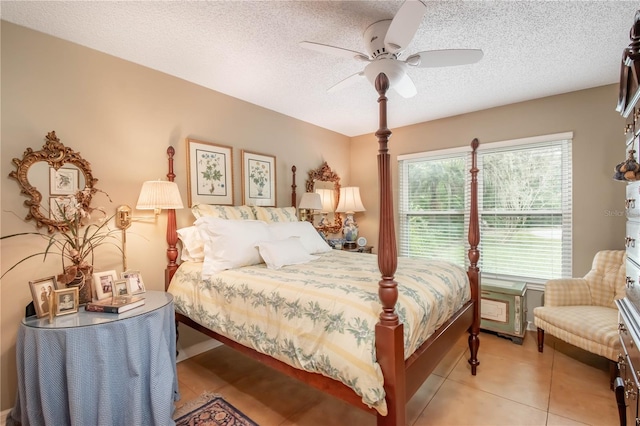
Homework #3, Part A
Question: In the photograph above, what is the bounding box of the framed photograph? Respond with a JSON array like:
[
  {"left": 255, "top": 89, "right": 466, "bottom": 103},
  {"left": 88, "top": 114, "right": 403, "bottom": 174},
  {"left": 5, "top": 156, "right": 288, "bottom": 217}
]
[
  {"left": 187, "top": 138, "right": 234, "bottom": 207},
  {"left": 29, "top": 276, "right": 58, "bottom": 318},
  {"left": 50, "top": 167, "right": 79, "bottom": 195},
  {"left": 49, "top": 197, "right": 75, "bottom": 221},
  {"left": 241, "top": 150, "right": 276, "bottom": 207},
  {"left": 92, "top": 270, "right": 118, "bottom": 301},
  {"left": 121, "top": 270, "right": 146, "bottom": 295},
  {"left": 54, "top": 287, "right": 79, "bottom": 316},
  {"left": 112, "top": 279, "right": 130, "bottom": 298}
]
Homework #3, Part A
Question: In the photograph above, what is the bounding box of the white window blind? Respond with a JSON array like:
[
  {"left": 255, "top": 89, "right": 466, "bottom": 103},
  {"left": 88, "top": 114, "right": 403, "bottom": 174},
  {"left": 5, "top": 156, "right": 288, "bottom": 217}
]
[{"left": 398, "top": 134, "right": 572, "bottom": 282}]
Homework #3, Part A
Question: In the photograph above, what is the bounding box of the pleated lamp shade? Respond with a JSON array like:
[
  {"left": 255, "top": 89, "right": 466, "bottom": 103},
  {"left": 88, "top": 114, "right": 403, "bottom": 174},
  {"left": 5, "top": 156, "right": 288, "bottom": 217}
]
[
  {"left": 315, "top": 188, "right": 336, "bottom": 213},
  {"left": 335, "top": 187, "right": 365, "bottom": 214},
  {"left": 136, "top": 181, "right": 184, "bottom": 211},
  {"left": 298, "top": 192, "right": 322, "bottom": 210}
]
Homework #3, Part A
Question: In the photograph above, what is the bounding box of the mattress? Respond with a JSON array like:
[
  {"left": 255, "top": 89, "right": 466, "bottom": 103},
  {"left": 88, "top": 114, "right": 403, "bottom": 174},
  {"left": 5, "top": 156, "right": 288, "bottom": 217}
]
[{"left": 168, "top": 249, "right": 470, "bottom": 415}]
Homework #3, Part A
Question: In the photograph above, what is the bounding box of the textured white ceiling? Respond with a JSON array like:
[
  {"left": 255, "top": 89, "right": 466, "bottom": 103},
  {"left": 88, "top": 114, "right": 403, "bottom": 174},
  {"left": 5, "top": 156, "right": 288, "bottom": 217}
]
[{"left": 1, "top": 1, "right": 638, "bottom": 137}]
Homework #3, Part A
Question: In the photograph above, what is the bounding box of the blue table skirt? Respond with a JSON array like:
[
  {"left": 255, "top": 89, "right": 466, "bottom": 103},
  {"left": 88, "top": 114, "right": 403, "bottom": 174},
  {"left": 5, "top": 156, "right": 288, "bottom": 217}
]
[{"left": 8, "top": 292, "right": 179, "bottom": 426}]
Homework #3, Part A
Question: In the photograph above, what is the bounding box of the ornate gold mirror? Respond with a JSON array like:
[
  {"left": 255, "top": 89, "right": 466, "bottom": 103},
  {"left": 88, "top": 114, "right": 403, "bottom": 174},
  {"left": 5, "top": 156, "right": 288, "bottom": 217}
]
[
  {"left": 305, "top": 162, "right": 342, "bottom": 235},
  {"left": 9, "top": 131, "right": 99, "bottom": 233}
]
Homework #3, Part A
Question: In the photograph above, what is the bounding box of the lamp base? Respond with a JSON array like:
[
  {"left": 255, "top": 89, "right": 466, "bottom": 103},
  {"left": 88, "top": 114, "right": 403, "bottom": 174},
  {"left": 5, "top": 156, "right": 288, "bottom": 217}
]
[{"left": 343, "top": 241, "right": 357, "bottom": 250}]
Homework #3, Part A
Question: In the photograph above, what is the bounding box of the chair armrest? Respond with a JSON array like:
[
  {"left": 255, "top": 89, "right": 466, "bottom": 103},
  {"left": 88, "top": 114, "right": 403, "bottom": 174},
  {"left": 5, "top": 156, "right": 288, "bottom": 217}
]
[{"left": 544, "top": 278, "right": 592, "bottom": 306}]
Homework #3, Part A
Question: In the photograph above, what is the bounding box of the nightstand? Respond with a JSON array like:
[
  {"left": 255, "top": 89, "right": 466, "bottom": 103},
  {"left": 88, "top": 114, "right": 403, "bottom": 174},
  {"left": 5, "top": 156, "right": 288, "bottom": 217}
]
[
  {"left": 9, "top": 291, "right": 179, "bottom": 425},
  {"left": 342, "top": 245, "right": 373, "bottom": 253}
]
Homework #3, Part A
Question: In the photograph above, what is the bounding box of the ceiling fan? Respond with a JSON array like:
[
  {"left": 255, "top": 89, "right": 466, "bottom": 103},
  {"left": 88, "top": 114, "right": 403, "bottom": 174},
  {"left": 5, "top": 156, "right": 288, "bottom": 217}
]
[{"left": 300, "top": 0, "right": 483, "bottom": 98}]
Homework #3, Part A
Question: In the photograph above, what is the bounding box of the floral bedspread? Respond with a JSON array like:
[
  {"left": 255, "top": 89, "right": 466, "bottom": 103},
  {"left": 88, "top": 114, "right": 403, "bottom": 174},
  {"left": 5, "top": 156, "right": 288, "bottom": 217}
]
[{"left": 168, "top": 249, "right": 470, "bottom": 415}]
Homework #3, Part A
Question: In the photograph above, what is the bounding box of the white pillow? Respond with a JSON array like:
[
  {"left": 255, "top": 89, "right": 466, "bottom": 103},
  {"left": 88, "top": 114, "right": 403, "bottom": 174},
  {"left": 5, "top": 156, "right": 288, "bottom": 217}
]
[
  {"left": 195, "top": 217, "right": 270, "bottom": 277},
  {"left": 176, "top": 226, "right": 205, "bottom": 262},
  {"left": 256, "top": 237, "right": 318, "bottom": 270},
  {"left": 267, "top": 221, "right": 332, "bottom": 254}
]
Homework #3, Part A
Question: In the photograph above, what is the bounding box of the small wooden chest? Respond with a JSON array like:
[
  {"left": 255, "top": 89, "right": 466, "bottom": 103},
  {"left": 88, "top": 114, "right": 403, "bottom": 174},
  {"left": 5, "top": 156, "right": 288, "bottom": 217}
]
[{"left": 480, "top": 278, "right": 527, "bottom": 344}]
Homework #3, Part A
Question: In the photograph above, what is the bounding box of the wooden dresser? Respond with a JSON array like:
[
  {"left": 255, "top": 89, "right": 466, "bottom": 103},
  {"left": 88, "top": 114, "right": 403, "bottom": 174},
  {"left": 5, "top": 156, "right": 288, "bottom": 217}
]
[{"left": 616, "top": 10, "right": 640, "bottom": 426}]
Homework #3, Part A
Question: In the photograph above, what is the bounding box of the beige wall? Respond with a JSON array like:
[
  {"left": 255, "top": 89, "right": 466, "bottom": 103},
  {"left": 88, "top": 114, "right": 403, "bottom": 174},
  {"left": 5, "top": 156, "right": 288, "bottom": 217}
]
[
  {"left": 0, "top": 21, "right": 628, "bottom": 412},
  {"left": 0, "top": 22, "right": 350, "bottom": 410},
  {"left": 351, "top": 84, "right": 626, "bottom": 279}
]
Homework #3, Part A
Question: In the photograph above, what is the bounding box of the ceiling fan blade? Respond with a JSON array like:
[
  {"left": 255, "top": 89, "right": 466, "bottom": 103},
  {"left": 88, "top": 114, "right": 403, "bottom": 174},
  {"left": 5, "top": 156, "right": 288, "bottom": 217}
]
[
  {"left": 384, "top": 0, "right": 427, "bottom": 54},
  {"left": 392, "top": 72, "right": 417, "bottom": 98},
  {"left": 407, "top": 49, "right": 484, "bottom": 68},
  {"left": 327, "top": 71, "right": 365, "bottom": 93},
  {"left": 299, "top": 41, "right": 369, "bottom": 62}
]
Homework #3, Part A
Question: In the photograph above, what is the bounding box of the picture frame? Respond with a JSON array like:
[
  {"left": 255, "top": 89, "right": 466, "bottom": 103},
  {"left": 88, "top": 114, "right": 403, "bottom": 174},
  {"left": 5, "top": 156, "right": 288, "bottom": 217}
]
[
  {"left": 112, "top": 279, "right": 130, "bottom": 298},
  {"left": 49, "top": 167, "right": 79, "bottom": 195},
  {"left": 54, "top": 287, "right": 79, "bottom": 316},
  {"left": 186, "top": 138, "right": 234, "bottom": 207},
  {"left": 49, "top": 196, "right": 75, "bottom": 221},
  {"left": 121, "top": 270, "right": 146, "bottom": 295},
  {"left": 241, "top": 150, "right": 276, "bottom": 207},
  {"left": 29, "top": 276, "right": 58, "bottom": 318},
  {"left": 92, "top": 270, "right": 118, "bottom": 301}
]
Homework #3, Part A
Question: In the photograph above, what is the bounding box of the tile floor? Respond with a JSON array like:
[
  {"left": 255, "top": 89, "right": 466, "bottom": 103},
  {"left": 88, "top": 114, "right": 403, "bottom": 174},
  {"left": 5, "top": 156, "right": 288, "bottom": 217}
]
[{"left": 175, "top": 330, "right": 620, "bottom": 425}]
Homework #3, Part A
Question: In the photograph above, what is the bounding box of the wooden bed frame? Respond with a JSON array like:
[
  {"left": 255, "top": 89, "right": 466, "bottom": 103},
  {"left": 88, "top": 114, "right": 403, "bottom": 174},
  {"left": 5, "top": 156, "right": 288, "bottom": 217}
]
[{"left": 163, "top": 73, "right": 480, "bottom": 425}]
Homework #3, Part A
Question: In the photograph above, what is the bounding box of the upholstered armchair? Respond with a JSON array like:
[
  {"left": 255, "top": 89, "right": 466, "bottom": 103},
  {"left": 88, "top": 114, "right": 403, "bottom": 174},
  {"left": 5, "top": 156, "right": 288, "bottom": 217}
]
[{"left": 533, "top": 250, "right": 626, "bottom": 387}]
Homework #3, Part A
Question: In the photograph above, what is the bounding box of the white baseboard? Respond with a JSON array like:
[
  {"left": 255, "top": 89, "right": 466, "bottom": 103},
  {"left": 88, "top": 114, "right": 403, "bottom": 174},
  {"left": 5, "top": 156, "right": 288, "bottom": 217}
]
[
  {"left": 1, "top": 408, "right": 10, "bottom": 424},
  {"left": 176, "top": 338, "right": 222, "bottom": 363}
]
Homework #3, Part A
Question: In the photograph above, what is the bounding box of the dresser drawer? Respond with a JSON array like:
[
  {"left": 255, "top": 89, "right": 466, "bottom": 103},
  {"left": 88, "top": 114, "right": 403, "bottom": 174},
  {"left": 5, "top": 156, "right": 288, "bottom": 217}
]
[
  {"left": 627, "top": 259, "right": 640, "bottom": 309},
  {"left": 627, "top": 221, "right": 640, "bottom": 261},
  {"left": 627, "top": 182, "right": 640, "bottom": 220},
  {"left": 621, "top": 353, "right": 640, "bottom": 426},
  {"left": 626, "top": 114, "right": 636, "bottom": 145},
  {"left": 618, "top": 300, "right": 640, "bottom": 425},
  {"left": 621, "top": 317, "right": 640, "bottom": 378}
]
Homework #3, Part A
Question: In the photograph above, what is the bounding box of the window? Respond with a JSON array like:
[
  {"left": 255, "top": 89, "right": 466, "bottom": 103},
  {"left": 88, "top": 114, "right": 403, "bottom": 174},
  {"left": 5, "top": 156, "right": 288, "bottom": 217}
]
[{"left": 398, "top": 133, "right": 572, "bottom": 282}]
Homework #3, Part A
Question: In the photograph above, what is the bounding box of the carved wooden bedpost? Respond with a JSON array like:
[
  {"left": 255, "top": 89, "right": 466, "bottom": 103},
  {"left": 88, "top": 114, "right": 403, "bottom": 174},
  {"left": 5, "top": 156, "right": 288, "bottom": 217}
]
[
  {"left": 165, "top": 146, "right": 179, "bottom": 290},
  {"left": 291, "top": 165, "right": 297, "bottom": 208},
  {"left": 467, "top": 138, "right": 481, "bottom": 374},
  {"left": 374, "top": 73, "right": 405, "bottom": 426}
]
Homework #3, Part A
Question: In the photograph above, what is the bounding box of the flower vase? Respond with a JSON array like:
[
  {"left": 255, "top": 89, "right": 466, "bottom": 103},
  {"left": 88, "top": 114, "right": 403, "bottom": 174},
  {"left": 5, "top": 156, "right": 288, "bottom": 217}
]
[{"left": 61, "top": 266, "right": 93, "bottom": 305}]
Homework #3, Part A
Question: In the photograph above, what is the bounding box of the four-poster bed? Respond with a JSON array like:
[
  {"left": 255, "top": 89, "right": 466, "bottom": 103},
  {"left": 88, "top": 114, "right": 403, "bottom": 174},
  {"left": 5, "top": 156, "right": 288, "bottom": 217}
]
[{"left": 163, "top": 73, "right": 480, "bottom": 425}]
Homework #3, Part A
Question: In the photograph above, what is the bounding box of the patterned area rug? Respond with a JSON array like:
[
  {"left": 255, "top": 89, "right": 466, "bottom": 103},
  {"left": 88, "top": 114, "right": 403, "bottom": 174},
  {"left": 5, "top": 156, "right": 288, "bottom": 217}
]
[{"left": 174, "top": 392, "right": 258, "bottom": 426}]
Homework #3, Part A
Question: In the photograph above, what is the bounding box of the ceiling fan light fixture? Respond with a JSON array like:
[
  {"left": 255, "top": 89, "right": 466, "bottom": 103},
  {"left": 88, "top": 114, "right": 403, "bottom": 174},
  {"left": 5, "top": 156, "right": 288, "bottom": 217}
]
[{"left": 364, "top": 59, "right": 408, "bottom": 88}]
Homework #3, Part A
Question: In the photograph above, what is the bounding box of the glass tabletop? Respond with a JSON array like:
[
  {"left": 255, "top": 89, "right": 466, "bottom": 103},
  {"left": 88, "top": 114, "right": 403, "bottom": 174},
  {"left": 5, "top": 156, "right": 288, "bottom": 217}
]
[{"left": 22, "top": 290, "right": 173, "bottom": 329}]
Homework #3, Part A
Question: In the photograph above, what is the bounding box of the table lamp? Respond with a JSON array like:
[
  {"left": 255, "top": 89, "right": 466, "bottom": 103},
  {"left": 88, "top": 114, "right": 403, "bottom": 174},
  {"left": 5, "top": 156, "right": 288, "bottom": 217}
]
[
  {"left": 335, "top": 186, "right": 365, "bottom": 249},
  {"left": 315, "top": 188, "right": 335, "bottom": 228}
]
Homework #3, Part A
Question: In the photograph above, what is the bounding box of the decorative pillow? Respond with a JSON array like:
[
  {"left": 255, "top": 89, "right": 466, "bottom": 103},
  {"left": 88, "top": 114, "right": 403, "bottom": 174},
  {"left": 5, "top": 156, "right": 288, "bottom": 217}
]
[
  {"left": 256, "top": 237, "right": 318, "bottom": 270},
  {"left": 192, "top": 204, "right": 256, "bottom": 220},
  {"left": 195, "top": 217, "right": 270, "bottom": 277},
  {"left": 252, "top": 206, "right": 298, "bottom": 223},
  {"left": 267, "top": 221, "right": 332, "bottom": 254},
  {"left": 176, "top": 226, "right": 205, "bottom": 262}
]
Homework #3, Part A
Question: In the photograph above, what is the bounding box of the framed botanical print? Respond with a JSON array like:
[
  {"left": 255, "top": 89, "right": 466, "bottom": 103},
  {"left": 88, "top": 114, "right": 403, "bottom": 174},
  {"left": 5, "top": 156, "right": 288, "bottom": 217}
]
[
  {"left": 49, "top": 196, "right": 75, "bottom": 221},
  {"left": 186, "top": 138, "right": 234, "bottom": 207},
  {"left": 49, "top": 167, "right": 79, "bottom": 195},
  {"left": 241, "top": 150, "right": 276, "bottom": 207}
]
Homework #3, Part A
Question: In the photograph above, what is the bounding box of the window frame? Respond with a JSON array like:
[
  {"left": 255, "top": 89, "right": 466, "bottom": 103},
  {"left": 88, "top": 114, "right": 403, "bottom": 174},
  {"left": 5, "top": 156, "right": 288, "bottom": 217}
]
[{"left": 398, "top": 132, "right": 573, "bottom": 283}]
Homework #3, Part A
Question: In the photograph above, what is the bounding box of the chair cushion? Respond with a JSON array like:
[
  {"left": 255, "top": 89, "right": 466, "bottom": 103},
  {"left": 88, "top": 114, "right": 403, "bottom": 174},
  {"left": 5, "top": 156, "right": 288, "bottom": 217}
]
[
  {"left": 533, "top": 305, "right": 620, "bottom": 360},
  {"left": 585, "top": 250, "right": 625, "bottom": 308}
]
